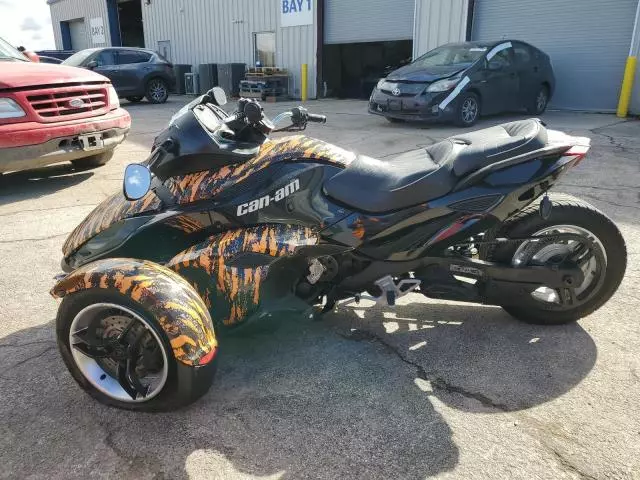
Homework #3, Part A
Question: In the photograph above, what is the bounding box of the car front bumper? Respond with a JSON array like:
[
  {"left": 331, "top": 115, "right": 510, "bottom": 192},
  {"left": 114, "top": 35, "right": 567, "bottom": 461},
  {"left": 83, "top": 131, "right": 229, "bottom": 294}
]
[
  {"left": 368, "top": 89, "right": 457, "bottom": 122},
  {"left": 0, "top": 108, "right": 131, "bottom": 173}
]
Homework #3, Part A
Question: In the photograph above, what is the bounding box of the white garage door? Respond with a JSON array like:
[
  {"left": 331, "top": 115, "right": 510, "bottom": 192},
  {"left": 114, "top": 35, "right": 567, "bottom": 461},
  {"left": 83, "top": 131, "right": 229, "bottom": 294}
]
[
  {"left": 69, "top": 19, "right": 88, "bottom": 51},
  {"left": 325, "top": 0, "right": 415, "bottom": 44},
  {"left": 472, "top": 0, "right": 638, "bottom": 111}
]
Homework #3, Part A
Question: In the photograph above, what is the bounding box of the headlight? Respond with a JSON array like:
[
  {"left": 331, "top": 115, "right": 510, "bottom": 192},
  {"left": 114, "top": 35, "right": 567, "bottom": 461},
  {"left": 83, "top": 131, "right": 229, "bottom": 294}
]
[
  {"left": 376, "top": 78, "right": 386, "bottom": 89},
  {"left": 426, "top": 78, "right": 461, "bottom": 93},
  {"left": 0, "top": 98, "right": 26, "bottom": 119},
  {"left": 107, "top": 85, "right": 120, "bottom": 109}
]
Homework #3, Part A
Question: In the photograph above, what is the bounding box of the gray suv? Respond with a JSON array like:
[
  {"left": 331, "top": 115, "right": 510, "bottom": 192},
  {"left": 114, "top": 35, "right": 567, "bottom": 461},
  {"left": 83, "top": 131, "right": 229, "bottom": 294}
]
[{"left": 63, "top": 47, "right": 176, "bottom": 104}]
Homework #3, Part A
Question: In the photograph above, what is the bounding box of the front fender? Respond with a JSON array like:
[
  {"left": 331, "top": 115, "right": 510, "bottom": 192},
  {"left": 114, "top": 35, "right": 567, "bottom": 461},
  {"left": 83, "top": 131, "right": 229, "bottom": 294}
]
[{"left": 51, "top": 258, "right": 217, "bottom": 367}]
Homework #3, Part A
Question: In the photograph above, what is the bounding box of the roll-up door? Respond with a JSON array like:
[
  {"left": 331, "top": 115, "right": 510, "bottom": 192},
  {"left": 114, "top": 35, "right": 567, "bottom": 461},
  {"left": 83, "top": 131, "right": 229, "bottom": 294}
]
[
  {"left": 325, "top": 0, "right": 415, "bottom": 44},
  {"left": 472, "top": 0, "right": 638, "bottom": 111}
]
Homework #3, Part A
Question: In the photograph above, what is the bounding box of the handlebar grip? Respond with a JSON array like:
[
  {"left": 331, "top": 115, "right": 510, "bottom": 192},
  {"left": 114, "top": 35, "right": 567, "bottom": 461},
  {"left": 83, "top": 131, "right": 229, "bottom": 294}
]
[{"left": 307, "top": 113, "right": 327, "bottom": 124}]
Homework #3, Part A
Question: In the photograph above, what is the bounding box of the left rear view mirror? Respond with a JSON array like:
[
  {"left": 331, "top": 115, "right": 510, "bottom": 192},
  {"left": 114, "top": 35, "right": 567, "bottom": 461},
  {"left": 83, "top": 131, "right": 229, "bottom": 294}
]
[
  {"left": 123, "top": 164, "right": 152, "bottom": 201},
  {"left": 86, "top": 60, "right": 98, "bottom": 69}
]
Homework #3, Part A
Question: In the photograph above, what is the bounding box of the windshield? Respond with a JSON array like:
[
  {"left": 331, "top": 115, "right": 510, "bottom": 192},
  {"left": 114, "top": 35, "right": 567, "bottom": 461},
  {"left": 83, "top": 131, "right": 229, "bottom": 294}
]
[
  {"left": 411, "top": 44, "right": 487, "bottom": 68},
  {"left": 63, "top": 49, "right": 99, "bottom": 67},
  {"left": 0, "top": 37, "right": 28, "bottom": 62}
]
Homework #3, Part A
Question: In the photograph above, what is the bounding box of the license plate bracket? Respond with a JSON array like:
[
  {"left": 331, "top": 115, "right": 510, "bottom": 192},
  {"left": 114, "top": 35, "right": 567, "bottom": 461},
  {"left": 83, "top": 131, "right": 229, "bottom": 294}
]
[{"left": 78, "top": 133, "right": 104, "bottom": 151}]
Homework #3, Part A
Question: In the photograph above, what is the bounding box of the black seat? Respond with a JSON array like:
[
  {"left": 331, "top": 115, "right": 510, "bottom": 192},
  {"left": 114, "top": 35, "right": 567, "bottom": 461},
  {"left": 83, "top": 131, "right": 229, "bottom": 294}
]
[{"left": 324, "top": 119, "right": 548, "bottom": 213}]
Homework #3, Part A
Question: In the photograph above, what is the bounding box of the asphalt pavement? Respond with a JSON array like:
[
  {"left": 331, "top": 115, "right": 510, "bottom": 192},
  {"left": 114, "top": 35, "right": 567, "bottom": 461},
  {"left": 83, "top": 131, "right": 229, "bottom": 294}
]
[{"left": 0, "top": 98, "right": 638, "bottom": 479}]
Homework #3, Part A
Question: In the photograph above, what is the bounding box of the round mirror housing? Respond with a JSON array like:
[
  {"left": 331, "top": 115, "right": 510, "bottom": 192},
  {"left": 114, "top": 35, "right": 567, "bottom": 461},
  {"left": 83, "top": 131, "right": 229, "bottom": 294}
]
[
  {"left": 123, "top": 164, "right": 152, "bottom": 201},
  {"left": 212, "top": 86, "right": 227, "bottom": 106}
]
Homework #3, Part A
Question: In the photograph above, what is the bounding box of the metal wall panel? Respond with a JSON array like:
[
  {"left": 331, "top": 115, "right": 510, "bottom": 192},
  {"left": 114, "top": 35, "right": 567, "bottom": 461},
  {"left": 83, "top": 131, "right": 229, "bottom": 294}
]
[
  {"left": 49, "top": 0, "right": 111, "bottom": 49},
  {"left": 472, "top": 0, "right": 638, "bottom": 112},
  {"left": 412, "top": 0, "right": 469, "bottom": 59},
  {"left": 141, "top": 0, "right": 317, "bottom": 98},
  {"left": 325, "top": 0, "right": 414, "bottom": 44}
]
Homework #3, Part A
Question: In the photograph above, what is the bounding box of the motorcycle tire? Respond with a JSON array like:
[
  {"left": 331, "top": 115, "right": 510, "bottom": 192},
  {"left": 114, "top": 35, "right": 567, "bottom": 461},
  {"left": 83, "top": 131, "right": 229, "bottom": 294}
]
[
  {"left": 56, "top": 289, "right": 217, "bottom": 412},
  {"left": 481, "top": 193, "right": 626, "bottom": 325}
]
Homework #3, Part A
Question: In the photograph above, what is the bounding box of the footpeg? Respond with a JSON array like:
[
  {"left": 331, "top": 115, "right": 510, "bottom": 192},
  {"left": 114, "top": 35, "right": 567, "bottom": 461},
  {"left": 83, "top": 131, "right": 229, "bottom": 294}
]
[{"left": 365, "top": 276, "right": 421, "bottom": 306}]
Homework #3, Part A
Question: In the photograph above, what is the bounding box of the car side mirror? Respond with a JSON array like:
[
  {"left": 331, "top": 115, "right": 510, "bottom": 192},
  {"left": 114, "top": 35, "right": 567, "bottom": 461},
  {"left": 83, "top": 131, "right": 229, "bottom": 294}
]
[
  {"left": 123, "top": 164, "right": 152, "bottom": 201},
  {"left": 86, "top": 60, "right": 98, "bottom": 70}
]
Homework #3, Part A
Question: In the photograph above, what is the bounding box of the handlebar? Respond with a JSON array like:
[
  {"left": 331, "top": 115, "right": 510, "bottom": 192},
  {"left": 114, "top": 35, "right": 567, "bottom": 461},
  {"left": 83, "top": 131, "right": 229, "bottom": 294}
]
[{"left": 307, "top": 113, "right": 327, "bottom": 124}]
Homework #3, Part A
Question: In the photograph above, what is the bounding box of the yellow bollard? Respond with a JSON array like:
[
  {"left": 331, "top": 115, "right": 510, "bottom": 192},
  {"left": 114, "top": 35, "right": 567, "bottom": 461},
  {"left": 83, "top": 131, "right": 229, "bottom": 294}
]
[
  {"left": 617, "top": 56, "right": 637, "bottom": 118},
  {"left": 301, "top": 63, "right": 308, "bottom": 102}
]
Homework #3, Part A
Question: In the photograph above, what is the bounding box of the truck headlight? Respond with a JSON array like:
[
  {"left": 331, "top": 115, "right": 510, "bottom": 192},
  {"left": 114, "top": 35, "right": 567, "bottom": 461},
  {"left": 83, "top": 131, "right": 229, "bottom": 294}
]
[
  {"left": 0, "top": 98, "right": 26, "bottom": 119},
  {"left": 426, "top": 78, "right": 461, "bottom": 93},
  {"left": 107, "top": 85, "right": 120, "bottom": 109}
]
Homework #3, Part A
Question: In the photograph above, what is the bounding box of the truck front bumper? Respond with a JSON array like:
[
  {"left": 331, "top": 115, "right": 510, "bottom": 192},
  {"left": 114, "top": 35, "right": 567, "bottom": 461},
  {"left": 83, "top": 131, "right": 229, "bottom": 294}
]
[{"left": 0, "top": 108, "right": 131, "bottom": 173}]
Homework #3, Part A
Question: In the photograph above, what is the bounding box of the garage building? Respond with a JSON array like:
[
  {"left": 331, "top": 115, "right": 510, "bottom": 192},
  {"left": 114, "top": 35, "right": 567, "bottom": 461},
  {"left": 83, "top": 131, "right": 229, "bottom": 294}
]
[{"left": 48, "top": 0, "right": 640, "bottom": 112}]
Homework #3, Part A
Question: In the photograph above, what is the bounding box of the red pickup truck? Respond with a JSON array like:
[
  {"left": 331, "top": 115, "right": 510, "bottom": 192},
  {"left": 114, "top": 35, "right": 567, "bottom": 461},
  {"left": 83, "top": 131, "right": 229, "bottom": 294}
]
[{"left": 0, "top": 38, "right": 130, "bottom": 174}]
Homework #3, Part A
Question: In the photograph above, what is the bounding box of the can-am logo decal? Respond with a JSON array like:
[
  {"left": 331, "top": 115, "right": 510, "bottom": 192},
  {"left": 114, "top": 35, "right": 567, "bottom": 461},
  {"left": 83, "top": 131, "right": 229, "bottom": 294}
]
[{"left": 236, "top": 178, "right": 300, "bottom": 216}]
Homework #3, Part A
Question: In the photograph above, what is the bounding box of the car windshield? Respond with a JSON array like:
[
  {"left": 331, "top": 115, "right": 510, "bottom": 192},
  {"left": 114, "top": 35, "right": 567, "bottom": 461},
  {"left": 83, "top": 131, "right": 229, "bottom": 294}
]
[
  {"left": 63, "top": 49, "right": 99, "bottom": 66},
  {"left": 0, "top": 37, "right": 28, "bottom": 62},
  {"left": 411, "top": 44, "right": 487, "bottom": 68}
]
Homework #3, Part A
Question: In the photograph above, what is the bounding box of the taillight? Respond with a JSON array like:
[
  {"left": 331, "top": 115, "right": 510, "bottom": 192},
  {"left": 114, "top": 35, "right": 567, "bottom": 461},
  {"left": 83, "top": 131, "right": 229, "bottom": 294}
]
[{"left": 563, "top": 145, "right": 590, "bottom": 166}]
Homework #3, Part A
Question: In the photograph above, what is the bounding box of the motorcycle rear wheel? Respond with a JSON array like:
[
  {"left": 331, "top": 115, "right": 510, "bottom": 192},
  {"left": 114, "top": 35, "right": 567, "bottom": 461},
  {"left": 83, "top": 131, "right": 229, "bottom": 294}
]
[{"left": 482, "top": 193, "right": 626, "bottom": 325}]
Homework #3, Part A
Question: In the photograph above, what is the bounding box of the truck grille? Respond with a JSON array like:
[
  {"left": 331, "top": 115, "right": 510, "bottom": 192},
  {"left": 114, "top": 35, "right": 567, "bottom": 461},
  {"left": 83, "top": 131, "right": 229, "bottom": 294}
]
[{"left": 26, "top": 85, "right": 108, "bottom": 119}]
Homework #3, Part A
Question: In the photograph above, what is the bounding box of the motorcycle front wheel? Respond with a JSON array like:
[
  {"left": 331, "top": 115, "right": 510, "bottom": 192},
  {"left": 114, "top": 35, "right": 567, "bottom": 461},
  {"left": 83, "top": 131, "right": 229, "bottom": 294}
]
[
  {"left": 56, "top": 289, "right": 217, "bottom": 411},
  {"left": 482, "top": 193, "right": 626, "bottom": 325}
]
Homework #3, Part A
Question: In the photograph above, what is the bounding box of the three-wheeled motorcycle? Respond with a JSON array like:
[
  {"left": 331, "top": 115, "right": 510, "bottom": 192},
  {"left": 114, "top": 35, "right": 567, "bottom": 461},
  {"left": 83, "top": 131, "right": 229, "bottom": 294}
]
[{"left": 51, "top": 88, "right": 626, "bottom": 411}]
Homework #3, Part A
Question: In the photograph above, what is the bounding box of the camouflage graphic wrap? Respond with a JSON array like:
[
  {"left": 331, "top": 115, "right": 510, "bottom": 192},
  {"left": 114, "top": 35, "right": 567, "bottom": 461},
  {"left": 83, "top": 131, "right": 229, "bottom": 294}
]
[
  {"left": 63, "top": 192, "right": 161, "bottom": 257},
  {"left": 164, "top": 214, "right": 206, "bottom": 234},
  {"left": 165, "top": 135, "right": 355, "bottom": 205},
  {"left": 168, "top": 224, "right": 318, "bottom": 327},
  {"left": 50, "top": 259, "right": 217, "bottom": 366}
]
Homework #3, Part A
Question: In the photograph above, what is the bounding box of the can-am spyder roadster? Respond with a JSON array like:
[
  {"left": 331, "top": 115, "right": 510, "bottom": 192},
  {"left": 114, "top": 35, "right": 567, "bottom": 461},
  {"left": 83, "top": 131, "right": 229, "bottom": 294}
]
[{"left": 51, "top": 87, "right": 626, "bottom": 411}]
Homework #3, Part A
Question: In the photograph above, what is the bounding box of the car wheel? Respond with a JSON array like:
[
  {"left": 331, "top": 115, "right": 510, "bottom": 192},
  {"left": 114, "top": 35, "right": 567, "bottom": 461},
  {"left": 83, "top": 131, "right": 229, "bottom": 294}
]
[
  {"left": 126, "top": 96, "right": 144, "bottom": 103},
  {"left": 385, "top": 117, "right": 405, "bottom": 123},
  {"left": 71, "top": 151, "right": 114, "bottom": 170},
  {"left": 527, "top": 85, "right": 549, "bottom": 115},
  {"left": 145, "top": 79, "right": 169, "bottom": 104},
  {"left": 455, "top": 92, "right": 480, "bottom": 127}
]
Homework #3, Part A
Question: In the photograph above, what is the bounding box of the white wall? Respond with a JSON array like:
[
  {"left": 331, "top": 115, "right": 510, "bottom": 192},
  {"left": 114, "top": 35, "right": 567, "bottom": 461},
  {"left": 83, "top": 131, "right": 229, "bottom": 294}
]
[
  {"left": 413, "top": 0, "right": 469, "bottom": 59},
  {"left": 49, "top": 0, "right": 111, "bottom": 50},
  {"left": 141, "top": 0, "right": 317, "bottom": 98}
]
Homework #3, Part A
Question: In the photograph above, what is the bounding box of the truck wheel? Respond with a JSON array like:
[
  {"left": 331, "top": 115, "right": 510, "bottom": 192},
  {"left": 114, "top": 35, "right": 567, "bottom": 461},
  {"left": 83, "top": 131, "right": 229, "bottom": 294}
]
[
  {"left": 71, "top": 151, "right": 114, "bottom": 170},
  {"left": 146, "top": 78, "right": 169, "bottom": 104},
  {"left": 56, "top": 289, "right": 217, "bottom": 411}
]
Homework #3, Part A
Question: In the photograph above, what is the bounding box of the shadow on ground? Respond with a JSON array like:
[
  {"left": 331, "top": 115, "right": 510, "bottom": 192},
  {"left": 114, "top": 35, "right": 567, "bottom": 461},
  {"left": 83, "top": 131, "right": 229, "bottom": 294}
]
[
  {"left": 0, "top": 164, "right": 93, "bottom": 205},
  {"left": 0, "top": 298, "right": 595, "bottom": 479}
]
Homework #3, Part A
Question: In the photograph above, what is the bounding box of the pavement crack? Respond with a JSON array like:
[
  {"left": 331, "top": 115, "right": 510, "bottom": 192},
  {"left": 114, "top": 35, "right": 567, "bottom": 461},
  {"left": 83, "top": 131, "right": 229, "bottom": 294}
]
[
  {"left": 549, "top": 448, "right": 598, "bottom": 480},
  {"left": 338, "top": 328, "right": 510, "bottom": 411},
  {"left": 0, "top": 340, "right": 55, "bottom": 349},
  {"left": 100, "top": 422, "right": 168, "bottom": 479},
  {"left": 0, "top": 346, "right": 56, "bottom": 378},
  {"left": 0, "top": 232, "right": 70, "bottom": 244}
]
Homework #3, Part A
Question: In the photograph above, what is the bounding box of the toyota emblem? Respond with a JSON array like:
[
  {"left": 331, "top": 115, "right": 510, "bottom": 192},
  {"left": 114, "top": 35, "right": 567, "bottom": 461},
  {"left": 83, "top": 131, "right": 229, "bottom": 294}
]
[
  {"left": 391, "top": 87, "right": 401, "bottom": 96},
  {"left": 68, "top": 98, "right": 85, "bottom": 108}
]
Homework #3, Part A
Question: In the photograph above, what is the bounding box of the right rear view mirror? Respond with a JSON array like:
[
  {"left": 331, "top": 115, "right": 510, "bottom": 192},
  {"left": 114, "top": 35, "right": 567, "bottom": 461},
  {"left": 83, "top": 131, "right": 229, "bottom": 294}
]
[{"left": 211, "top": 86, "right": 227, "bottom": 106}]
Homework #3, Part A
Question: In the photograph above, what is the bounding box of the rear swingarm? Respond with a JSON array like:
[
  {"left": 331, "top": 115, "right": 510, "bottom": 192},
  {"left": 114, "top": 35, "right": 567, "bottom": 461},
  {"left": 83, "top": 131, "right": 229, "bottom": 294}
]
[{"left": 338, "top": 233, "right": 590, "bottom": 308}]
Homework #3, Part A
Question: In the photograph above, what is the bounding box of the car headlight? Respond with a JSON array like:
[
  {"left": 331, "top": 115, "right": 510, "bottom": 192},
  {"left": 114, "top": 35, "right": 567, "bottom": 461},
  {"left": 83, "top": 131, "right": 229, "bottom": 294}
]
[
  {"left": 426, "top": 78, "right": 461, "bottom": 93},
  {"left": 376, "top": 78, "right": 386, "bottom": 89},
  {"left": 0, "top": 98, "right": 26, "bottom": 119},
  {"left": 107, "top": 85, "right": 120, "bottom": 109}
]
